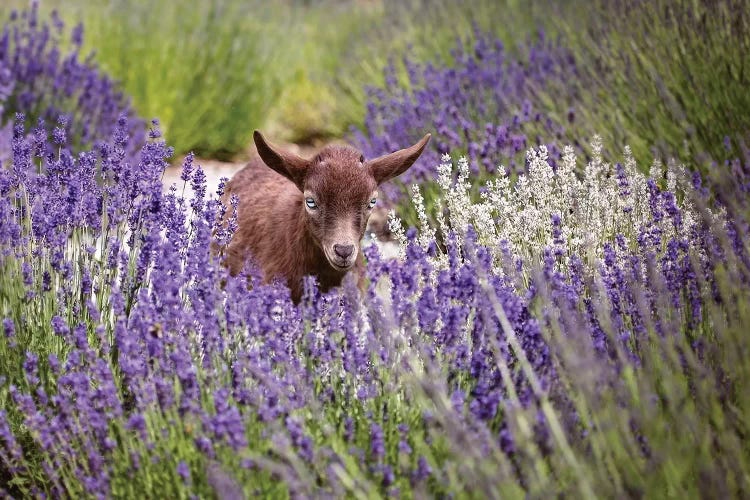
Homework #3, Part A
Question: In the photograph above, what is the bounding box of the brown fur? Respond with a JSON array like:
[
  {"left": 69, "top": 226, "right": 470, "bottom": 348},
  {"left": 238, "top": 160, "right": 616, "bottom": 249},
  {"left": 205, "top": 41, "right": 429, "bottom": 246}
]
[{"left": 219, "top": 131, "right": 430, "bottom": 303}]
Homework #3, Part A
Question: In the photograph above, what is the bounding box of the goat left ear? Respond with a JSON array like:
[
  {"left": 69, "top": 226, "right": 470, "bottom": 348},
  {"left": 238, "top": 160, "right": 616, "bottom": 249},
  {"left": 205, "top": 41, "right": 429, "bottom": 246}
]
[
  {"left": 254, "top": 131, "right": 308, "bottom": 190},
  {"left": 368, "top": 134, "right": 431, "bottom": 185}
]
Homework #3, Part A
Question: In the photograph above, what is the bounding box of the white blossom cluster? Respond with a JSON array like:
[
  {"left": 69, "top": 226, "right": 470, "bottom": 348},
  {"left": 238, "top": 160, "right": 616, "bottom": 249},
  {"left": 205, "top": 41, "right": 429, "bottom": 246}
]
[{"left": 392, "top": 137, "right": 707, "bottom": 272}]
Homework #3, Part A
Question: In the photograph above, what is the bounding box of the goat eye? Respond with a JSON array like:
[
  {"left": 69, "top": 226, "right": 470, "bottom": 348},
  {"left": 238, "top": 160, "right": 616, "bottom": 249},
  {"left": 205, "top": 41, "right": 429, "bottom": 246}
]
[
  {"left": 305, "top": 197, "right": 318, "bottom": 210},
  {"left": 368, "top": 198, "right": 377, "bottom": 209}
]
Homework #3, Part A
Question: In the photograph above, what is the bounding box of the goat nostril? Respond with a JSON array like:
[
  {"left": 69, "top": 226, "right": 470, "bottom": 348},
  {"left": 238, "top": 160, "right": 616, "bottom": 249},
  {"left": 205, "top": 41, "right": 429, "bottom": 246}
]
[{"left": 333, "top": 244, "right": 354, "bottom": 259}]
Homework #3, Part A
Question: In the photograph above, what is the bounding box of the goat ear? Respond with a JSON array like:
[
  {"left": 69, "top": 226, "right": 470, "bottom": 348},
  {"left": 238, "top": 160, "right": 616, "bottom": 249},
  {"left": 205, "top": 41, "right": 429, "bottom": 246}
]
[
  {"left": 253, "top": 131, "right": 308, "bottom": 189},
  {"left": 368, "top": 134, "right": 431, "bottom": 185}
]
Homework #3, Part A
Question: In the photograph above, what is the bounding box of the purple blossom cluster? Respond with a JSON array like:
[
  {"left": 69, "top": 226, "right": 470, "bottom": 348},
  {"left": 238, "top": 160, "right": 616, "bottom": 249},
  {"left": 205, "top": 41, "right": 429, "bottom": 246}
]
[
  {"left": 1, "top": 107, "right": 564, "bottom": 494},
  {"left": 0, "top": 7, "right": 748, "bottom": 495},
  {"left": 0, "top": 3, "right": 143, "bottom": 158},
  {"left": 714, "top": 138, "right": 750, "bottom": 199},
  {"left": 352, "top": 29, "right": 579, "bottom": 202},
  {"left": 0, "top": 106, "right": 746, "bottom": 496}
]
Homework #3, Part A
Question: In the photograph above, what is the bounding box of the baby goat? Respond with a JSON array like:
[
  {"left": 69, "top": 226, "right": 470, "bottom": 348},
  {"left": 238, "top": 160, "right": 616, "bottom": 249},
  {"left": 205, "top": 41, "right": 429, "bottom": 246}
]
[{"left": 220, "top": 131, "right": 431, "bottom": 303}]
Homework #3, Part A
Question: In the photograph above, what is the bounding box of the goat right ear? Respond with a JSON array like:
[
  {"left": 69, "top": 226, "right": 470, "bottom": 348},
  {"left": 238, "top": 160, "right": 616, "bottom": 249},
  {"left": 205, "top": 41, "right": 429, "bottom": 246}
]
[
  {"left": 368, "top": 134, "right": 431, "bottom": 185},
  {"left": 253, "top": 131, "right": 308, "bottom": 189}
]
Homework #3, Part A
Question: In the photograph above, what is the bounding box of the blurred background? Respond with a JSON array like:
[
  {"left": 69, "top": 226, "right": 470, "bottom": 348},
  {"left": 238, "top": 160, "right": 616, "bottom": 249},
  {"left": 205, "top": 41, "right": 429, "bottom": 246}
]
[
  {"left": 2, "top": 3, "right": 750, "bottom": 495},
  {"left": 1, "top": 0, "right": 748, "bottom": 221}
]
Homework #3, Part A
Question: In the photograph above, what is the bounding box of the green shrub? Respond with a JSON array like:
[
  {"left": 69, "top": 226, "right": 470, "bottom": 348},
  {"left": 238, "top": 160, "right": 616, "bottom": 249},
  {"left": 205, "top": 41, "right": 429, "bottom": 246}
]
[
  {"left": 270, "top": 0, "right": 554, "bottom": 144},
  {"left": 552, "top": 0, "right": 750, "bottom": 166},
  {"left": 67, "top": 0, "right": 288, "bottom": 159}
]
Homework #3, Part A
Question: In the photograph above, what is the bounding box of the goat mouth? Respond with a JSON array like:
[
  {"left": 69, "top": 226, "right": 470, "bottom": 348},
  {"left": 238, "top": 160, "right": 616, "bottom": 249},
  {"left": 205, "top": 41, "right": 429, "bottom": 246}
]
[
  {"left": 329, "top": 261, "right": 354, "bottom": 272},
  {"left": 324, "top": 247, "right": 357, "bottom": 272}
]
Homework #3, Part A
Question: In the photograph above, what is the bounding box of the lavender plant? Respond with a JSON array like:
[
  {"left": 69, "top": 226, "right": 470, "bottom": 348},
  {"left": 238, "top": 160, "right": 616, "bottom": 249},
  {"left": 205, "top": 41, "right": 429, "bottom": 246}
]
[
  {"left": 0, "top": 5, "right": 748, "bottom": 490},
  {"left": 2, "top": 98, "right": 749, "bottom": 497},
  {"left": 554, "top": 0, "right": 750, "bottom": 166},
  {"left": 0, "top": 4, "right": 144, "bottom": 155},
  {"left": 352, "top": 28, "right": 580, "bottom": 210},
  {"left": 395, "top": 137, "right": 717, "bottom": 275}
]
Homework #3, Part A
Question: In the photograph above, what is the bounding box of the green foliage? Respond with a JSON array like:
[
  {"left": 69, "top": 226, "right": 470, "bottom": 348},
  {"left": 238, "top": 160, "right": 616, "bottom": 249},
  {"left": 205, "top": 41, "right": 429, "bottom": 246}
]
[
  {"left": 264, "top": 0, "right": 554, "bottom": 143},
  {"left": 551, "top": 0, "right": 750, "bottom": 165},
  {"left": 96, "top": 1, "right": 283, "bottom": 158},
  {"left": 61, "top": 1, "right": 287, "bottom": 159},
  {"left": 323, "top": 0, "right": 549, "bottom": 140}
]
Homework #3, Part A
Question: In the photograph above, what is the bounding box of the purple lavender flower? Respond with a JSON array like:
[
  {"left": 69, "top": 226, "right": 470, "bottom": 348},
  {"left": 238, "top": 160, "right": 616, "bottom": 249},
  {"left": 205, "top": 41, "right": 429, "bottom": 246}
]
[
  {"left": 126, "top": 413, "right": 148, "bottom": 440},
  {"left": 413, "top": 455, "right": 432, "bottom": 483},
  {"left": 206, "top": 461, "right": 243, "bottom": 500},
  {"left": 0, "top": 410, "right": 26, "bottom": 475},
  {"left": 0, "top": 16, "right": 746, "bottom": 494},
  {"left": 0, "top": 4, "right": 144, "bottom": 151},
  {"left": 206, "top": 389, "right": 247, "bottom": 451},
  {"left": 177, "top": 461, "right": 191, "bottom": 483},
  {"left": 23, "top": 351, "right": 39, "bottom": 387},
  {"left": 2, "top": 317, "right": 14, "bottom": 338},
  {"left": 344, "top": 417, "right": 355, "bottom": 443},
  {"left": 180, "top": 151, "right": 195, "bottom": 182},
  {"left": 353, "top": 29, "right": 578, "bottom": 203},
  {"left": 370, "top": 423, "right": 385, "bottom": 462},
  {"left": 285, "top": 416, "right": 314, "bottom": 463}
]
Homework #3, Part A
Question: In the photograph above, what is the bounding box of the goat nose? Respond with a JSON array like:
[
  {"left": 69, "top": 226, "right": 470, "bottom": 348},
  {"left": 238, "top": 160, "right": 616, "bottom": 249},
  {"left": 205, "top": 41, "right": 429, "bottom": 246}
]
[{"left": 334, "top": 244, "right": 354, "bottom": 259}]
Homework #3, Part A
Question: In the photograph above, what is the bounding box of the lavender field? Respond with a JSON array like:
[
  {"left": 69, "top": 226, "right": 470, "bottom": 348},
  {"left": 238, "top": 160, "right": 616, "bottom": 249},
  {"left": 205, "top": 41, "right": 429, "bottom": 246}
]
[{"left": 1, "top": 1, "right": 750, "bottom": 498}]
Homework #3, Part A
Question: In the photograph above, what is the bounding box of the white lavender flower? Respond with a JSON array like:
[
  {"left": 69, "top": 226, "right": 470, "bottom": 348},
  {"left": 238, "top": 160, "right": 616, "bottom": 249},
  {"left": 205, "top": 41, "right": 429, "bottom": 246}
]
[{"left": 412, "top": 138, "right": 703, "bottom": 275}]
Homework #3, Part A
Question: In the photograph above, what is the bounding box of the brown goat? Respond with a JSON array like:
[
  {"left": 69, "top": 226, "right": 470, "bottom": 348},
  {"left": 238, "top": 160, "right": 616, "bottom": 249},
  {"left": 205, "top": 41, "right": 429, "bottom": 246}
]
[{"left": 219, "top": 131, "right": 431, "bottom": 303}]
